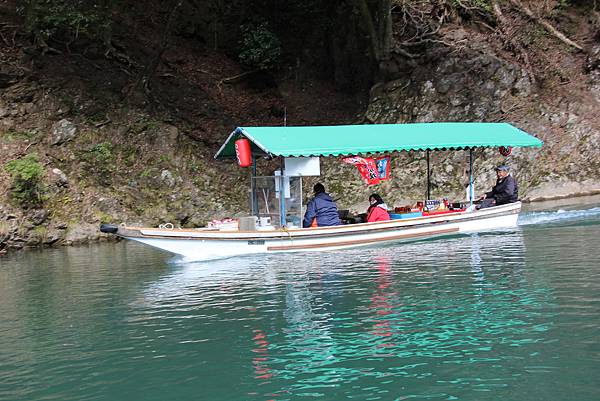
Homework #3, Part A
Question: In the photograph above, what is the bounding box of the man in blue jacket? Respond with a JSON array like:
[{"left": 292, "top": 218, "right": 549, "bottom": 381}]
[{"left": 302, "top": 183, "right": 341, "bottom": 228}]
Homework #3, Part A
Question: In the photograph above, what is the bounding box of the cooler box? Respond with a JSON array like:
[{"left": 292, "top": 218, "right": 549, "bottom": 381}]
[
  {"left": 390, "top": 212, "right": 423, "bottom": 219},
  {"left": 239, "top": 216, "right": 257, "bottom": 231}
]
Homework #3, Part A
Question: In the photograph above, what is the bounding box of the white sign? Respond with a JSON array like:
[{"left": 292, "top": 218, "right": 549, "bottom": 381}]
[{"left": 284, "top": 157, "right": 320, "bottom": 176}]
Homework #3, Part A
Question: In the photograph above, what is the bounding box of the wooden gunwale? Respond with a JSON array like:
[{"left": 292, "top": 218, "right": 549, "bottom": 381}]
[
  {"left": 266, "top": 227, "right": 459, "bottom": 251},
  {"left": 122, "top": 205, "right": 519, "bottom": 241}
]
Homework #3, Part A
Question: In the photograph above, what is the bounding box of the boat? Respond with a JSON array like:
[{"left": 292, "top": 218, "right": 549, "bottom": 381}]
[{"left": 100, "top": 122, "right": 542, "bottom": 260}]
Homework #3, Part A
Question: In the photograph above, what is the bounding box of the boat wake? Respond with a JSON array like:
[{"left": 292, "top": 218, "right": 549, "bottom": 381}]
[{"left": 518, "top": 206, "right": 600, "bottom": 226}]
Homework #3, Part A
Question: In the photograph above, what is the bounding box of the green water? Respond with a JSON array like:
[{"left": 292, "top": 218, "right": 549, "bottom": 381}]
[{"left": 1, "top": 201, "right": 599, "bottom": 401}]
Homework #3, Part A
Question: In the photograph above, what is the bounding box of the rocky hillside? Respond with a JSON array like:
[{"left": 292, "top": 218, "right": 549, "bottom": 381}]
[
  {"left": 1, "top": 0, "right": 599, "bottom": 252},
  {"left": 363, "top": 2, "right": 600, "bottom": 205}
]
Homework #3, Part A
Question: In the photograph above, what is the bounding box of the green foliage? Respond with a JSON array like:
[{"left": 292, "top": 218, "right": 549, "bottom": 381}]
[
  {"left": 82, "top": 141, "right": 113, "bottom": 178},
  {"left": 18, "top": 0, "right": 112, "bottom": 44},
  {"left": 94, "top": 211, "right": 113, "bottom": 224},
  {"left": 30, "top": 226, "right": 48, "bottom": 244},
  {"left": 129, "top": 118, "right": 160, "bottom": 135},
  {"left": 5, "top": 153, "right": 45, "bottom": 207},
  {"left": 238, "top": 23, "right": 281, "bottom": 70},
  {"left": 1, "top": 129, "right": 38, "bottom": 142},
  {"left": 139, "top": 168, "right": 153, "bottom": 178},
  {"left": 188, "top": 160, "right": 200, "bottom": 173},
  {"left": 85, "top": 141, "right": 113, "bottom": 164}
]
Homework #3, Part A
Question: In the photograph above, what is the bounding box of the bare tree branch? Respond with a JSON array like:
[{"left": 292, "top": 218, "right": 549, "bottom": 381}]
[
  {"left": 492, "top": 1, "right": 536, "bottom": 83},
  {"left": 507, "top": 0, "right": 583, "bottom": 52}
]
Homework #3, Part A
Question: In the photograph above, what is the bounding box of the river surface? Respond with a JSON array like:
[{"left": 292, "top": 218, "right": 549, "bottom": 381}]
[{"left": 1, "top": 198, "right": 599, "bottom": 401}]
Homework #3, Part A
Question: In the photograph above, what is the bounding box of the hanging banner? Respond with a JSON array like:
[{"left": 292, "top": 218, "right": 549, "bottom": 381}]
[
  {"left": 342, "top": 156, "right": 380, "bottom": 185},
  {"left": 375, "top": 156, "right": 391, "bottom": 180}
]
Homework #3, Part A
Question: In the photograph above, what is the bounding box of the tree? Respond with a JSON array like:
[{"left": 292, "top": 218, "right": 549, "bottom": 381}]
[
  {"left": 353, "top": 0, "right": 393, "bottom": 66},
  {"left": 19, "top": 0, "right": 114, "bottom": 52}
]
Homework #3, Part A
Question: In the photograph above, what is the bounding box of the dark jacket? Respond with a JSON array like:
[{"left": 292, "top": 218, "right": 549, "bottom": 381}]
[
  {"left": 486, "top": 174, "right": 518, "bottom": 205},
  {"left": 303, "top": 192, "right": 341, "bottom": 228}
]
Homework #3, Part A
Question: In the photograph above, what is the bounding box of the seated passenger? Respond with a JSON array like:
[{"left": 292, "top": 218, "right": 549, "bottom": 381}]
[
  {"left": 366, "top": 193, "right": 391, "bottom": 222},
  {"left": 302, "top": 183, "right": 341, "bottom": 228},
  {"left": 477, "top": 165, "right": 518, "bottom": 209}
]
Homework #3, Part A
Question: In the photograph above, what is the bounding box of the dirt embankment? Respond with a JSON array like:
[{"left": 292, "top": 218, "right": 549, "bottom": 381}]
[{"left": 0, "top": 1, "right": 363, "bottom": 252}]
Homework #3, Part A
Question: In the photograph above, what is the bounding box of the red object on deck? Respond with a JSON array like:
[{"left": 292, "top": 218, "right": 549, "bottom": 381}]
[
  {"left": 422, "top": 210, "right": 463, "bottom": 216},
  {"left": 235, "top": 138, "right": 252, "bottom": 167}
]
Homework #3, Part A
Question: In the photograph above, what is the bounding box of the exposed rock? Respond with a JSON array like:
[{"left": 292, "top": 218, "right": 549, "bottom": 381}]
[
  {"left": 51, "top": 168, "right": 69, "bottom": 186},
  {"left": 160, "top": 169, "right": 176, "bottom": 187},
  {"left": 165, "top": 125, "right": 179, "bottom": 144},
  {"left": 525, "top": 180, "right": 600, "bottom": 201},
  {"left": 43, "top": 229, "right": 64, "bottom": 245},
  {"left": 7, "top": 238, "right": 24, "bottom": 249},
  {"left": 51, "top": 119, "right": 78, "bottom": 145},
  {"left": 30, "top": 209, "right": 48, "bottom": 226},
  {"left": 366, "top": 49, "right": 527, "bottom": 124},
  {"left": 0, "top": 117, "right": 15, "bottom": 131},
  {"left": 65, "top": 223, "right": 109, "bottom": 245},
  {"left": 175, "top": 211, "right": 190, "bottom": 225}
]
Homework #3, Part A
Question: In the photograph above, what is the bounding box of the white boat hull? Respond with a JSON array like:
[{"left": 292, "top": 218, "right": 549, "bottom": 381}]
[{"left": 111, "top": 203, "right": 521, "bottom": 260}]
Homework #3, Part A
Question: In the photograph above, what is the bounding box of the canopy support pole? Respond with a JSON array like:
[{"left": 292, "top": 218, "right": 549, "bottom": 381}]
[
  {"left": 279, "top": 158, "right": 286, "bottom": 227},
  {"left": 251, "top": 154, "right": 258, "bottom": 216},
  {"left": 426, "top": 150, "right": 431, "bottom": 200},
  {"left": 469, "top": 148, "right": 474, "bottom": 206}
]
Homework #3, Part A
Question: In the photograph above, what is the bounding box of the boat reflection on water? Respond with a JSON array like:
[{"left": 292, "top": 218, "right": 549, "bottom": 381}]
[
  {"left": 132, "top": 229, "right": 560, "bottom": 399},
  {"left": 368, "top": 256, "right": 395, "bottom": 349},
  {"left": 137, "top": 229, "right": 525, "bottom": 296}
]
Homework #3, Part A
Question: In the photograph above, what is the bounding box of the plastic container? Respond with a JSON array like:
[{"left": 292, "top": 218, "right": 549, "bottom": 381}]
[
  {"left": 239, "top": 216, "right": 258, "bottom": 231},
  {"left": 390, "top": 212, "right": 423, "bottom": 219}
]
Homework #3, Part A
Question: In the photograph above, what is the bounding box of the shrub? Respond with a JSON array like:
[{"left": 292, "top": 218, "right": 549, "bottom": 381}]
[
  {"left": 18, "top": 0, "right": 112, "bottom": 44},
  {"left": 5, "top": 153, "right": 45, "bottom": 207},
  {"left": 85, "top": 141, "right": 113, "bottom": 164},
  {"left": 238, "top": 23, "right": 281, "bottom": 70},
  {"left": 82, "top": 141, "right": 114, "bottom": 179}
]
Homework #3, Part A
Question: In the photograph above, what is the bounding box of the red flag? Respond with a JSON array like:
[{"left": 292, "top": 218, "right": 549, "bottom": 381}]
[{"left": 343, "top": 156, "right": 380, "bottom": 185}]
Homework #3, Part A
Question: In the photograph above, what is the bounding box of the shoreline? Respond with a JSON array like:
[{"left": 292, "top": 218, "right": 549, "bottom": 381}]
[
  {"left": 2, "top": 192, "right": 599, "bottom": 256},
  {"left": 523, "top": 189, "right": 600, "bottom": 203}
]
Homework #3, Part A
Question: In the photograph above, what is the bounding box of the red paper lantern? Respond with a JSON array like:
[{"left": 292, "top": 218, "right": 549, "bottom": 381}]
[
  {"left": 235, "top": 138, "right": 252, "bottom": 167},
  {"left": 499, "top": 146, "right": 512, "bottom": 156}
]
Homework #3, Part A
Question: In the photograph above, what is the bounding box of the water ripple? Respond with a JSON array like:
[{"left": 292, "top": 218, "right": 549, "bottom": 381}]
[{"left": 1, "top": 205, "right": 599, "bottom": 400}]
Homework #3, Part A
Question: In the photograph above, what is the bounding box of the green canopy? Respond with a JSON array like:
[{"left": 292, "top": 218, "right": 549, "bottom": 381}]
[{"left": 214, "top": 122, "right": 542, "bottom": 159}]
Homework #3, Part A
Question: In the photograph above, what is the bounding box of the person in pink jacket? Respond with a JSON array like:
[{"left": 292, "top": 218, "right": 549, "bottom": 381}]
[{"left": 366, "top": 193, "right": 391, "bottom": 222}]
